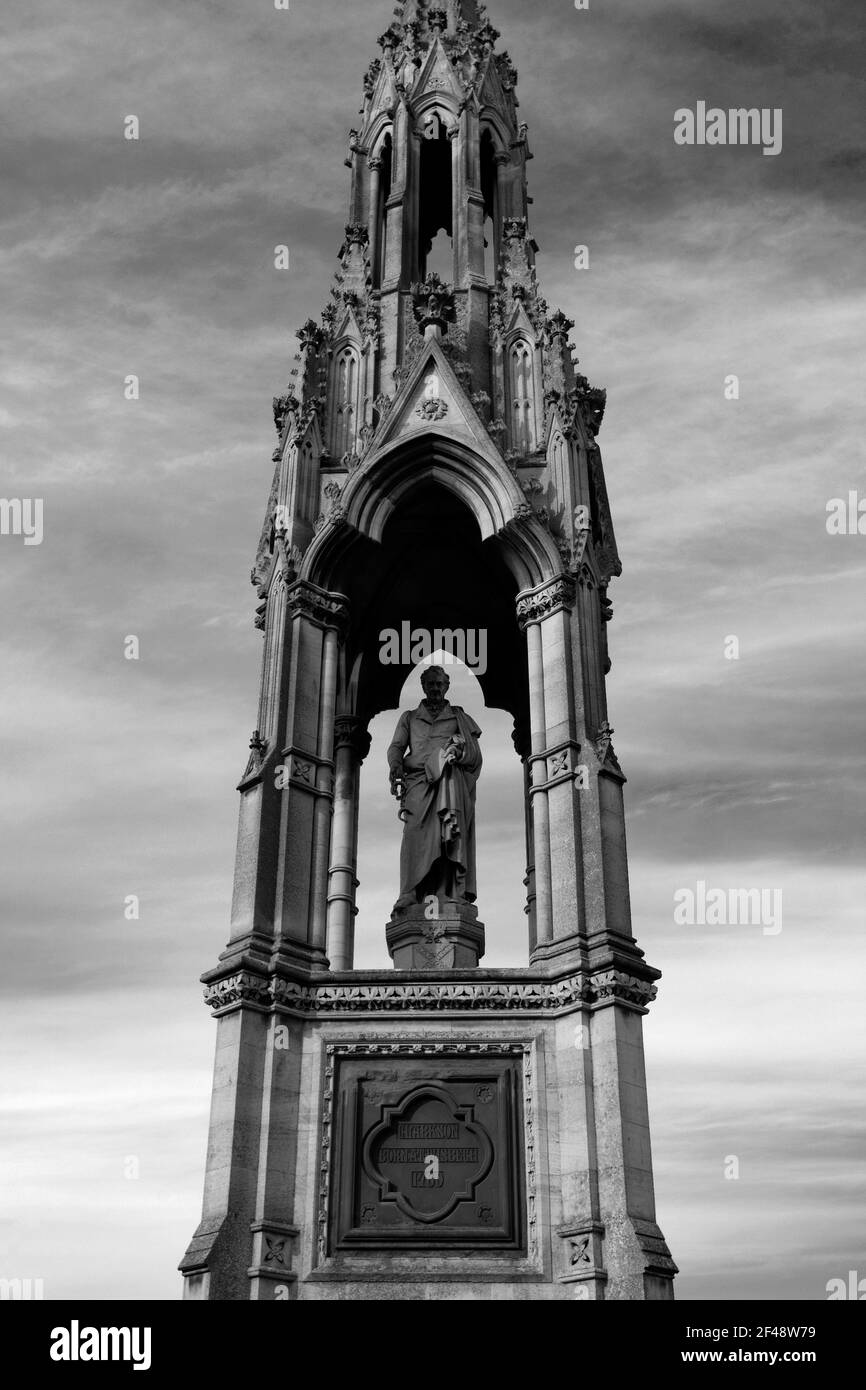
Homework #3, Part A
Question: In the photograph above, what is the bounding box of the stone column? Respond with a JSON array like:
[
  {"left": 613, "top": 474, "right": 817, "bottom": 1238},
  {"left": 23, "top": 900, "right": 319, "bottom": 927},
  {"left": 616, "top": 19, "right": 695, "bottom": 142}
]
[
  {"left": 524, "top": 614, "right": 552, "bottom": 947},
  {"left": 309, "top": 625, "right": 339, "bottom": 956},
  {"left": 179, "top": 984, "right": 272, "bottom": 1300},
  {"left": 588, "top": 976, "right": 677, "bottom": 1299},
  {"left": 517, "top": 575, "right": 587, "bottom": 965},
  {"left": 367, "top": 156, "right": 382, "bottom": 287},
  {"left": 326, "top": 716, "right": 371, "bottom": 971},
  {"left": 267, "top": 580, "right": 348, "bottom": 972},
  {"left": 449, "top": 122, "right": 462, "bottom": 285},
  {"left": 379, "top": 102, "right": 415, "bottom": 386},
  {"left": 493, "top": 150, "right": 510, "bottom": 262},
  {"left": 226, "top": 567, "right": 290, "bottom": 965},
  {"left": 522, "top": 756, "right": 537, "bottom": 953}
]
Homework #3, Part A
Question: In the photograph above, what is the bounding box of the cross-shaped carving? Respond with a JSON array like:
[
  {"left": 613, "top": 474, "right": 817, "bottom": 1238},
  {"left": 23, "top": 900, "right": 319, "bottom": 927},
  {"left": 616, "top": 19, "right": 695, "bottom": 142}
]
[{"left": 570, "top": 1236, "right": 591, "bottom": 1266}]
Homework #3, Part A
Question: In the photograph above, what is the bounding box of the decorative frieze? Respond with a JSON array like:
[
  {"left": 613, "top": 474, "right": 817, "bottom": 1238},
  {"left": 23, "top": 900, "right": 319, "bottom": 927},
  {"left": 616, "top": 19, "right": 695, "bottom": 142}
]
[
  {"left": 204, "top": 972, "right": 272, "bottom": 1012},
  {"left": 591, "top": 971, "right": 656, "bottom": 1008},
  {"left": 202, "top": 969, "right": 658, "bottom": 1017}
]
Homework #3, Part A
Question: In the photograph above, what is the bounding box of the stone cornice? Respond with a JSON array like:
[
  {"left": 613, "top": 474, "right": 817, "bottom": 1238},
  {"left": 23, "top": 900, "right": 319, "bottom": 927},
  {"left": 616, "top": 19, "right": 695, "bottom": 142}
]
[{"left": 202, "top": 966, "right": 658, "bottom": 1018}]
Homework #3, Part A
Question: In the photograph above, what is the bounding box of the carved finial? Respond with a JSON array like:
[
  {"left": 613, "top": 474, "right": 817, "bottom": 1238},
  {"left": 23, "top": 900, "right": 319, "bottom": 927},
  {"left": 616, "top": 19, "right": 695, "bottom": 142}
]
[{"left": 410, "top": 272, "right": 455, "bottom": 337}]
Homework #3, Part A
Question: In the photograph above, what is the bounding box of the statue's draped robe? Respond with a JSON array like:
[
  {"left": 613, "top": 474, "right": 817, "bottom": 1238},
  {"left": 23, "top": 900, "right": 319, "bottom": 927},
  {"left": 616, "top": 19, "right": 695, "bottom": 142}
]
[{"left": 387, "top": 701, "right": 482, "bottom": 906}]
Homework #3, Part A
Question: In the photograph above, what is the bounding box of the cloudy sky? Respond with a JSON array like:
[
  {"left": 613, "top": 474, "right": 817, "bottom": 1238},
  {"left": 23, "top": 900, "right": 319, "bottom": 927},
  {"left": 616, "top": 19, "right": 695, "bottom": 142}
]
[{"left": 1, "top": 0, "right": 864, "bottom": 1301}]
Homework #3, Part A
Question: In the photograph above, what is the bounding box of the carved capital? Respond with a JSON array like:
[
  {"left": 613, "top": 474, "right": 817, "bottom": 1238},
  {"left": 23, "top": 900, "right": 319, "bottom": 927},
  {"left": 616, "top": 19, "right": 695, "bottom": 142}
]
[
  {"left": 515, "top": 576, "right": 577, "bottom": 629},
  {"left": 334, "top": 716, "right": 372, "bottom": 761},
  {"left": 286, "top": 580, "right": 349, "bottom": 634}
]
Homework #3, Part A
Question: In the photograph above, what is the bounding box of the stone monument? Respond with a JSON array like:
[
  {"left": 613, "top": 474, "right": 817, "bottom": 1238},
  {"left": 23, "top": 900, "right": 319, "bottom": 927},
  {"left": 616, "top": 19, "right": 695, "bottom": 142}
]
[
  {"left": 386, "top": 664, "right": 484, "bottom": 968},
  {"left": 180, "top": 0, "right": 677, "bottom": 1301}
]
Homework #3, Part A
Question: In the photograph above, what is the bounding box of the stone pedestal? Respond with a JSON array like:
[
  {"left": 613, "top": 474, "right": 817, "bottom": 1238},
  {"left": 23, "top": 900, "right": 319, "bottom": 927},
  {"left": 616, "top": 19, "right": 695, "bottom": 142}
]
[
  {"left": 180, "top": 961, "right": 677, "bottom": 1300},
  {"left": 385, "top": 902, "right": 485, "bottom": 969}
]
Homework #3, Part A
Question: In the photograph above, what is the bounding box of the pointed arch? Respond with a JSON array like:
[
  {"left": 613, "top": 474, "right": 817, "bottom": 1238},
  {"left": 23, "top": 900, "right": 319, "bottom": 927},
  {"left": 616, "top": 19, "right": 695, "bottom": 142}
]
[
  {"left": 508, "top": 336, "right": 535, "bottom": 453},
  {"left": 328, "top": 342, "right": 361, "bottom": 460},
  {"left": 418, "top": 111, "right": 453, "bottom": 280},
  {"left": 301, "top": 432, "right": 562, "bottom": 597}
]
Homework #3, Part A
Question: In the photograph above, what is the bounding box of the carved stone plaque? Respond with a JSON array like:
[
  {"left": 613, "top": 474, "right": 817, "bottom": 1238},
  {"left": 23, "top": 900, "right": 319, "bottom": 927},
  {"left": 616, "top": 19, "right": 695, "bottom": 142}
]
[{"left": 329, "top": 1051, "right": 525, "bottom": 1252}]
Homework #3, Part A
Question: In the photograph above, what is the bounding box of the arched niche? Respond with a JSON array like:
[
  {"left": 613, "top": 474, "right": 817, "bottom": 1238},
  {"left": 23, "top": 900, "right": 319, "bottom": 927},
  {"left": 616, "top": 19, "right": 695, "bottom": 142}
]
[
  {"left": 480, "top": 127, "right": 498, "bottom": 282},
  {"left": 418, "top": 111, "right": 453, "bottom": 280},
  {"left": 313, "top": 478, "right": 530, "bottom": 735},
  {"left": 305, "top": 431, "right": 560, "bottom": 592},
  {"left": 328, "top": 342, "right": 361, "bottom": 459},
  {"left": 355, "top": 653, "right": 528, "bottom": 970},
  {"left": 304, "top": 438, "right": 562, "bottom": 968},
  {"left": 507, "top": 336, "right": 536, "bottom": 454}
]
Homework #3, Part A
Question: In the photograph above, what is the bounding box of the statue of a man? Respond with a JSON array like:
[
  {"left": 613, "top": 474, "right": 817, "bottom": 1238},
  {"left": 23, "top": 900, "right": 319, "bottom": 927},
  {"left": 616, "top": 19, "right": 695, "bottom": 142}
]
[{"left": 387, "top": 665, "right": 482, "bottom": 914}]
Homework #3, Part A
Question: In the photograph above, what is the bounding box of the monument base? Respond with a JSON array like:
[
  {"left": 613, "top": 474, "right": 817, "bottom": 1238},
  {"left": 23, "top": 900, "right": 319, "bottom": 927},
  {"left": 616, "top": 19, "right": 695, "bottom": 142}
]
[
  {"left": 386, "top": 901, "right": 485, "bottom": 969},
  {"left": 180, "top": 961, "right": 677, "bottom": 1300}
]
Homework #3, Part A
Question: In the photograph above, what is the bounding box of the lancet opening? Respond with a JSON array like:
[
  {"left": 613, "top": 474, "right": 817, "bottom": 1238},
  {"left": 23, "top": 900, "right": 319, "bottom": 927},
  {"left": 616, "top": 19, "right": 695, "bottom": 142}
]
[{"left": 418, "top": 113, "right": 453, "bottom": 281}]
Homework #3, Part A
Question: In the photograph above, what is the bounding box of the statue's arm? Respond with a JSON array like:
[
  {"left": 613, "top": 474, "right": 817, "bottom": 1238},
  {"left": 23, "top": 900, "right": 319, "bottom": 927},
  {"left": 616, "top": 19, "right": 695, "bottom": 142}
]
[
  {"left": 386, "top": 712, "right": 410, "bottom": 792},
  {"left": 452, "top": 708, "right": 482, "bottom": 773}
]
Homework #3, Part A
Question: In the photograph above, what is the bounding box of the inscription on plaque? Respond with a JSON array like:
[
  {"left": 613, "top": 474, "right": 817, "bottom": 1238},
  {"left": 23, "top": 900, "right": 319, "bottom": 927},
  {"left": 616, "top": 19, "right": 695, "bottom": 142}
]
[
  {"left": 328, "top": 1050, "right": 525, "bottom": 1253},
  {"left": 364, "top": 1085, "right": 492, "bottom": 1223}
]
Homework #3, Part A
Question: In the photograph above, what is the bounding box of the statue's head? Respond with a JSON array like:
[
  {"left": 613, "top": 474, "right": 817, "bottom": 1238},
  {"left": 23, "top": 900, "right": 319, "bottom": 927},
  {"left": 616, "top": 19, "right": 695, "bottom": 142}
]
[{"left": 420, "top": 664, "right": 449, "bottom": 706}]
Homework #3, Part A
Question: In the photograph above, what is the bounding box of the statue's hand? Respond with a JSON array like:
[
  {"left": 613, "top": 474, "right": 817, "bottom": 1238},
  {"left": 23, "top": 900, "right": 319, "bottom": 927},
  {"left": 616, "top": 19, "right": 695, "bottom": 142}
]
[{"left": 444, "top": 735, "right": 464, "bottom": 765}]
